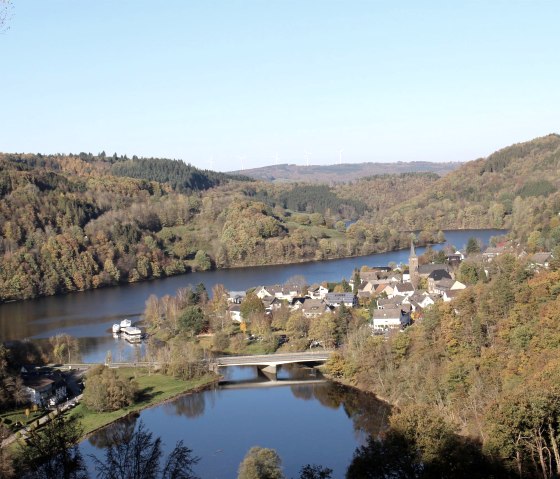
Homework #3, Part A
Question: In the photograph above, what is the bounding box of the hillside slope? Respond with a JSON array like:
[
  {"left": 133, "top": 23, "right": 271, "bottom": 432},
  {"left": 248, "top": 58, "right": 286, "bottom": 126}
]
[
  {"left": 231, "top": 161, "right": 460, "bottom": 183},
  {"left": 377, "top": 134, "right": 560, "bottom": 242},
  {"left": 0, "top": 153, "right": 440, "bottom": 302}
]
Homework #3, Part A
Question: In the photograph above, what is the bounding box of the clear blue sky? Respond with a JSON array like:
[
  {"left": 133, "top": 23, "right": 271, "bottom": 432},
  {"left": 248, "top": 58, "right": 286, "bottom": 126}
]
[{"left": 1, "top": 1, "right": 559, "bottom": 171}]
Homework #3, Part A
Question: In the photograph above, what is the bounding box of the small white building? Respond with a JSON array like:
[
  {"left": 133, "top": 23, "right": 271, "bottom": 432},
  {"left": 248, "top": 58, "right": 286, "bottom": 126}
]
[{"left": 372, "top": 308, "right": 402, "bottom": 332}]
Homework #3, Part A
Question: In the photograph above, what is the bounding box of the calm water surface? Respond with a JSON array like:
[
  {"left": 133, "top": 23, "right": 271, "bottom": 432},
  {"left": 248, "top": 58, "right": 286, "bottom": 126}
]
[
  {"left": 0, "top": 229, "right": 505, "bottom": 362},
  {"left": 81, "top": 365, "right": 390, "bottom": 479}
]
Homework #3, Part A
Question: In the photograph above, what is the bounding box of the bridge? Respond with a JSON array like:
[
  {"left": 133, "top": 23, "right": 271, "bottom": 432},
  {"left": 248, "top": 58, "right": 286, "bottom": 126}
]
[
  {"left": 212, "top": 351, "right": 333, "bottom": 380},
  {"left": 55, "top": 351, "right": 333, "bottom": 380}
]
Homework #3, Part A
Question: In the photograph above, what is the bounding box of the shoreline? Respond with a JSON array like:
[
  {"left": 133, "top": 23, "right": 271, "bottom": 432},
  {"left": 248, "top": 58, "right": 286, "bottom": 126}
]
[
  {"left": 70, "top": 372, "right": 219, "bottom": 441},
  {"left": 0, "top": 234, "right": 456, "bottom": 305}
]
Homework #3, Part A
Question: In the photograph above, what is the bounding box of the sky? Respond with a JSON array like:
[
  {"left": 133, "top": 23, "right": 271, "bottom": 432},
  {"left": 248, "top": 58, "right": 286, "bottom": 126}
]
[{"left": 1, "top": 1, "right": 559, "bottom": 172}]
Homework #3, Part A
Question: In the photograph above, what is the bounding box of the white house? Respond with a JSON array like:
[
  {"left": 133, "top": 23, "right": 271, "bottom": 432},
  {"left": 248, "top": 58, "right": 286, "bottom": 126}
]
[
  {"left": 372, "top": 308, "right": 402, "bottom": 332},
  {"left": 325, "top": 293, "right": 358, "bottom": 308},
  {"left": 307, "top": 284, "right": 329, "bottom": 299},
  {"left": 299, "top": 298, "right": 332, "bottom": 318},
  {"left": 390, "top": 283, "right": 415, "bottom": 298}
]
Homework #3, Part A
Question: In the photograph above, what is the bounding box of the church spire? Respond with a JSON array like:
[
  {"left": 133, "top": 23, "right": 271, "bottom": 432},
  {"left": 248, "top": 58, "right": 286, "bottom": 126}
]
[{"left": 409, "top": 238, "right": 419, "bottom": 289}]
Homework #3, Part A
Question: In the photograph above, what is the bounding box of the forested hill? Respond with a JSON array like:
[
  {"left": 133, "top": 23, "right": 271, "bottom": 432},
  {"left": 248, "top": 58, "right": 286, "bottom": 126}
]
[
  {"left": 0, "top": 152, "right": 438, "bottom": 302},
  {"left": 1, "top": 135, "right": 559, "bottom": 302},
  {"left": 0, "top": 152, "right": 251, "bottom": 194},
  {"left": 353, "top": 134, "right": 560, "bottom": 248},
  {"left": 111, "top": 157, "right": 253, "bottom": 193},
  {"left": 231, "top": 160, "right": 460, "bottom": 183}
]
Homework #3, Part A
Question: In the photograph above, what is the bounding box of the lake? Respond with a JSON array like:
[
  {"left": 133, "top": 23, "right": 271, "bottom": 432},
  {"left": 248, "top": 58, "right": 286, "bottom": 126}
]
[{"left": 0, "top": 229, "right": 505, "bottom": 362}]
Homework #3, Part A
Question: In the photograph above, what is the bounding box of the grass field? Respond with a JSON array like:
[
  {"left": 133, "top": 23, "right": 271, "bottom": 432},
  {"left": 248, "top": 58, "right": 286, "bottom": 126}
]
[{"left": 68, "top": 368, "right": 216, "bottom": 436}]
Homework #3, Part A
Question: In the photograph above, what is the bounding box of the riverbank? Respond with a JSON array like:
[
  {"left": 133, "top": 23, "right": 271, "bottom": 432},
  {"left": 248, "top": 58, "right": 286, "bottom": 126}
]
[
  {"left": 0, "top": 232, "right": 455, "bottom": 305},
  {"left": 68, "top": 369, "right": 218, "bottom": 438}
]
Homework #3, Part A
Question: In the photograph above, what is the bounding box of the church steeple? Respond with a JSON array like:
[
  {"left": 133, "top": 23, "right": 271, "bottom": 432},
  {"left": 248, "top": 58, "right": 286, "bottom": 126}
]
[{"left": 409, "top": 239, "right": 419, "bottom": 289}]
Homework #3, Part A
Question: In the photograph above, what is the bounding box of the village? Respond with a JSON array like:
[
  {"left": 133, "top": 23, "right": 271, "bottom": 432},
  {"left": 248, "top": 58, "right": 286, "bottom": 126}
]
[
  {"left": 3, "top": 240, "right": 554, "bottom": 431},
  {"left": 226, "top": 241, "right": 554, "bottom": 338}
]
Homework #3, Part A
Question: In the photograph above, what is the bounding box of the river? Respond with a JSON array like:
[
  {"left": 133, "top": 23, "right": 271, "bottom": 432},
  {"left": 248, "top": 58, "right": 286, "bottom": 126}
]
[
  {"left": 0, "top": 229, "right": 505, "bottom": 363},
  {"left": 80, "top": 365, "right": 390, "bottom": 478},
  {"left": 4, "top": 229, "right": 504, "bottom": 477}
]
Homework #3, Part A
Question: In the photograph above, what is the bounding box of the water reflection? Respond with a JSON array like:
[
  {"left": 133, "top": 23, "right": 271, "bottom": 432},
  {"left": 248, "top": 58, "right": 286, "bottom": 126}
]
[
  {"left": 88, "top": 413, "right": 138, "bottom": 449},
  {"left": 84, "top": 366, "right": 390, "bottom": 478},
  {"left": 289, "top": 379, "right": 390, "bottom": 439},
  {"left": 163, "top": 392, "right": 206, "bottom": 419}
]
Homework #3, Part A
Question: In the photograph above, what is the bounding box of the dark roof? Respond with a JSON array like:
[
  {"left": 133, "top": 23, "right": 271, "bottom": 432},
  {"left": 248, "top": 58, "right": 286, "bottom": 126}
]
[
  {"left": 24, "top": 377, "right": 54, "bottom": 392},
  {"left": 419, "top": 264, "right": 449, "bottom": 275},
  {"left": 428, "top": 270, "right": 452, "bottom": 281}
]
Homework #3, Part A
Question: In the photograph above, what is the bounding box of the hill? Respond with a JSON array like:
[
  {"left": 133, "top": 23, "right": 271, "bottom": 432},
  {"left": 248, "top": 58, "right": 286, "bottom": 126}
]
[
  {"left": 348, "top": 134, "right": 560, "bottom": 250},
  {"left": 230, "top": 161, "right": 461, "bottom": 183},
  {"left": 0, "top": 152, "right": 438, "bottom": 302},
  {"left": 2, "top": 134, "right": 560, "bottom": 302}
]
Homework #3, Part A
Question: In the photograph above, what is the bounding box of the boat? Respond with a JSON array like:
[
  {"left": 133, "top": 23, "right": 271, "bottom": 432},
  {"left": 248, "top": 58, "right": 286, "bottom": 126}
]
[
  {"left": 122, "top": 326, "right": 142, "bottom": 343},
  {"left": 112, "top": 323, "right": 121, "bottom": 333},
  {"left": 120, "top": 318, "right": 132, "bottom": 328}
]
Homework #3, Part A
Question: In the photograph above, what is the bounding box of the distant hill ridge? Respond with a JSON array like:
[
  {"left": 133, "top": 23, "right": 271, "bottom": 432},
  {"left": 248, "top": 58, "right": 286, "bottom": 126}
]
[
  {"left": 230, "top": 160, "right": 461, "bottom": 183},
  {"left": 379, "top": 133, "right": 560, "bottom": 235}
]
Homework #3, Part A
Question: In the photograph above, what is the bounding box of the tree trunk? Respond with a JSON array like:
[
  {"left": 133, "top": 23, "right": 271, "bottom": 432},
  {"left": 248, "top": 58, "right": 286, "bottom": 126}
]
[{"left": 548, "top": 423, "right": 560, "bottom": 476}]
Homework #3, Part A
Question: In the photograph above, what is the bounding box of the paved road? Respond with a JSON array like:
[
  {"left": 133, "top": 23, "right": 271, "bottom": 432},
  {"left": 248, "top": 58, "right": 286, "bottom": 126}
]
[
  {"left": 215, "top": 350, "right": 333, "bottom": 366},
  {"left": 1, "top": 394, "right": 83, "bottom": 448}
]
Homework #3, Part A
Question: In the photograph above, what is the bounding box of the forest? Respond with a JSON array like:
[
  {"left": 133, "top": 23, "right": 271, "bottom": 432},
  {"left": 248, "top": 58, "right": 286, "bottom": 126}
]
[
  {"left": 326, "top": 253, "right": 560, "bottom": 477},
  {"left": 0, "top": 152, "right": 440, "bottom": 302},
  {"left": 2, "top": 134, "right": 560, "bottom": 302}
]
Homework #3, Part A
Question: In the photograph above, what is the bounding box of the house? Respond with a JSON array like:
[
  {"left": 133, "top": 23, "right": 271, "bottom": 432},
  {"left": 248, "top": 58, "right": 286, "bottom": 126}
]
[
  {"left": 530, "top": 252, "right": 553, "bottom": 269},
  {"left": 377, "top": 295, "right": 405, "bottom": 310},
  {"left": 482, "top": 244, "right": 513, "bottom": 262},
  {"left": 447, "top": 251, "right": 465, "bottom": 264},
  {"left": 375, "top": 283, "right": 396, "bottom": 297},
  {"left": 357, "top": 281, "right": 377, "bottom": 299},
  {"left": 418, "top": 263, "right": 450, "bottom": 278},
  {"left": 255, "top": 284, "right": 305, "bottom": 301},
  {"left": 359, "top": 268, "right": 392, "bottom": 283},
  {"left": 228, "top": 291, "right": 246, "bottom": 304},
  {"left": 23, "top": 373, "right": 67, "bottom": 407},
  {"left": 391, "top": 283, "right": 415, "bottom": 298},
  {"left": 325, "top": 292, "right": 358, "bottom": 308},
  {"left": 372, "top": 307, "right": 411, "bottom": 332},
  {"left": 427, "top": 269, "right": 453, "bottom": 293},
  {"left": 23, "top": 377, "right": 54, "bottom": 406},
  {"left": 307, "top": 284, "right": 329, "bottom": 299},
  {"left": 262, "top": 296, "right": 282, "bottom": 313},
  {"left": 229, "top": 304, "right": 242, "bottom": 322},
  {"left": 299, "top": 298, "right": 332, "bottom": 318},
  {"left": 406, "top": 293, "right": 436, "bottom": 310},
  {"left": 255, "top": 285, "right": 277, "bottom": 300},
  {"left": 432, "top": 278, "right": 467, "bottom": 296},
  {"left": 442, "top": 290, "right": 462, "bottom": 302}
]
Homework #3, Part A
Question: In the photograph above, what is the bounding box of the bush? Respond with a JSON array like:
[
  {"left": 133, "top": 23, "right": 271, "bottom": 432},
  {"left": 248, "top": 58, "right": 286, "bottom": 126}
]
[{"left": 83, "top": 366, "right": 138, "bottom": 412}]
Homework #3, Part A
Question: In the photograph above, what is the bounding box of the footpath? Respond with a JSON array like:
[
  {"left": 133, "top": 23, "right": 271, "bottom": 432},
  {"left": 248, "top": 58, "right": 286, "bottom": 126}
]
[{"left": 1, "top": 394, "right": 83, "bottom": 448}]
